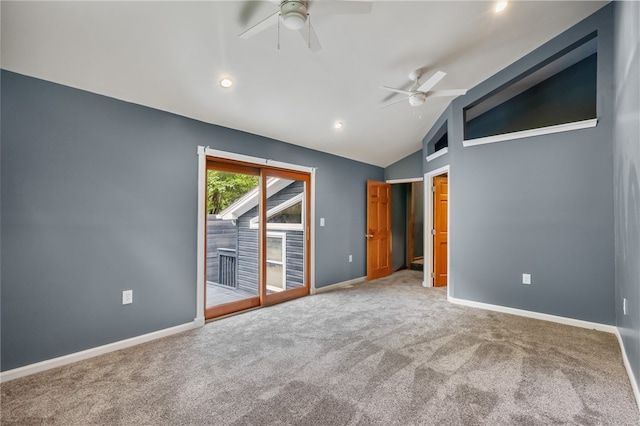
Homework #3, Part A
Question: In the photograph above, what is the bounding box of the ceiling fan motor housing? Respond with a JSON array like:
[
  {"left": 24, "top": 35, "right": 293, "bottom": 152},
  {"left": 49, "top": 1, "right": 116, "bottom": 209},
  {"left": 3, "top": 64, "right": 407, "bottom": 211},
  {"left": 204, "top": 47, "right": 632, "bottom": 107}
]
[{"left": 281, "top": 1, "right": 308, "bottom": 30}]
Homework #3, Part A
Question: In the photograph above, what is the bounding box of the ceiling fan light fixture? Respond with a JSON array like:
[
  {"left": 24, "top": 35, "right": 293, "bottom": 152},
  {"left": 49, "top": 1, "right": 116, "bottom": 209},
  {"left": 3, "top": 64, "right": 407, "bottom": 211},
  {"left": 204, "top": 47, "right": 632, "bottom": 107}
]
[
  {"left": 409, "top": 94, "right": 426, "bottom": 107},
  {"left": 219, "top": 78, "right": 233, "bottom": 88},
  {"left": 334, "top": 121, "right": 344, "bottom": 129},
  {"left": 282, "top": 11, "right": 307, "bottom": 30}
]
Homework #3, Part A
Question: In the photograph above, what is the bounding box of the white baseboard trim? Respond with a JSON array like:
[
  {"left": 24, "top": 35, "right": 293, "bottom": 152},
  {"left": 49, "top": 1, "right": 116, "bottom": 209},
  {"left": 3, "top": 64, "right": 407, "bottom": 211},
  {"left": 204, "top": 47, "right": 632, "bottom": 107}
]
[
  {"left": 314, "top": 276, "right": 366, "bottom": 294},
  {"left": 448, "top": 295, "right": 617, "bottom": 333},
  {"left": 614, "top": 328, "right": 640, "bottom": 412},
  {"left": 0, "top": 321, "right": 197, "bottom": 383}
]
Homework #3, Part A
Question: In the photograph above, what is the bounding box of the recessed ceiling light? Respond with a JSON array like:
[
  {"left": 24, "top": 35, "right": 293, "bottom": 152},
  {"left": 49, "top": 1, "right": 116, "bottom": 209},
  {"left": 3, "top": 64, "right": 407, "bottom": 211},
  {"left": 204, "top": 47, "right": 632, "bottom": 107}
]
[
  {"left": 219, "top": 78, "right": 233, "bottom": 88},
  {"left": 334, "top": 121, "right": 344, "bottom": 129},
  {"left": 495, "top": 1, "right": 508, "bottom": 13}
]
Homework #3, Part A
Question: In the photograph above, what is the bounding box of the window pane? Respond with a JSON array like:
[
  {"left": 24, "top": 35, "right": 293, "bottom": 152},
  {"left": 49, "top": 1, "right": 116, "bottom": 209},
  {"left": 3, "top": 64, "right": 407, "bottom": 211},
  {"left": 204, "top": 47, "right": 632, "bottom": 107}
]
[
  {"left": 266, "top": 263, "right": 284, "bottom": 289},
  {"left": 267, "top": 237, "right": 283, "bottom": 262},
  {"left": 267, "top": 201, "right": 302, "bottom": 224}
]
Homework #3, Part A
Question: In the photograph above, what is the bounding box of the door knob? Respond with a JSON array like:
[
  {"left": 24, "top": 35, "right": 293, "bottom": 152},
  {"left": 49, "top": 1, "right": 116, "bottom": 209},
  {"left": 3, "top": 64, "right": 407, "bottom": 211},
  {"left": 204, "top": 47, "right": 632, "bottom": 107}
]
[{"left": 365, "top": 234, "right": 373, "bottom": 238}]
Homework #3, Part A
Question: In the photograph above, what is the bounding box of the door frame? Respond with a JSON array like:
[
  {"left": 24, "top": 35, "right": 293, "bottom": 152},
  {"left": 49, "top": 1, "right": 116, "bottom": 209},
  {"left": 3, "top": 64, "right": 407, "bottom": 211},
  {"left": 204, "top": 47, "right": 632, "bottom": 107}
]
[
  {"left": 424, "top": 164, "right": 450, "bottom": 295},
  {"left": 196, "top": 146, "right": 316, "bottom": 324}
]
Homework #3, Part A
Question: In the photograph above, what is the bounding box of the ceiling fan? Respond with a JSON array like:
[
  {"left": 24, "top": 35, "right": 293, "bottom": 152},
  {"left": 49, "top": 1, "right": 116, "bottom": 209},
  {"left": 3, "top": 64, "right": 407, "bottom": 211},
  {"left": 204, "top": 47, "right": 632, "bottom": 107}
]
[
  {"left": 239, "top": 1, "right": 373, "bottom": 52},
  {"left": 381, "top": 70, "right": 468, "bottom": 108}
]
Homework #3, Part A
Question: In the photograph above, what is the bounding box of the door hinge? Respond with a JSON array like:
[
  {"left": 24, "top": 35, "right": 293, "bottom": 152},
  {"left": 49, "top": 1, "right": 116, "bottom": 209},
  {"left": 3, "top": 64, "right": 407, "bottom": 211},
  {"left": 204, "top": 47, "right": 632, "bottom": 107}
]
[
  {"left": 431, "top": 186, "right": 436, "bottom": 192},
  {"left": 431, "top": 273, "right": 435, "bottom": 279},
  {"left": 431, "top": 229, "right": 436, "bottom": 235}
]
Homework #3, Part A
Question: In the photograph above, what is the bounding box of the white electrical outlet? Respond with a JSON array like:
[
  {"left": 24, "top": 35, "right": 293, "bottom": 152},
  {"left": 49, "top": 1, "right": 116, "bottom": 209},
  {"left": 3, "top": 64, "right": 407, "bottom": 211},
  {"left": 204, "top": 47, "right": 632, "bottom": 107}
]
[
  {"left": 522, "top": 274, "right": 531, "bottom": 285},
  {"left": 349, "top": 255, "right": 353, "bottom": 263},
  {"left": 122, "top": 290, "right": 133, "bottom": 305},
  {"left": 623, "top": 298, "right": 627, "bottom": 316}
]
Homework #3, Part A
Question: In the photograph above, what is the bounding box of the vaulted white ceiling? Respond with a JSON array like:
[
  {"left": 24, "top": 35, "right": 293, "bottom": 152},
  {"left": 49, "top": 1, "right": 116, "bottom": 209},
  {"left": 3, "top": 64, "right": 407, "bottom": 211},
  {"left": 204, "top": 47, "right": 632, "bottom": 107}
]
[{"left": 1, "top": 1, "right": 607, "bottom": 167}]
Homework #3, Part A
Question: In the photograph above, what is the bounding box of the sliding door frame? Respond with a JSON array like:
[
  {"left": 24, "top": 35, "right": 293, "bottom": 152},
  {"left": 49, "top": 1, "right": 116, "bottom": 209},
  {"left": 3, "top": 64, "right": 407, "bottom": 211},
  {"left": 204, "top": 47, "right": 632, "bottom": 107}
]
[{"left": 196, "top": 147, "right": 315, "bottom": 323}]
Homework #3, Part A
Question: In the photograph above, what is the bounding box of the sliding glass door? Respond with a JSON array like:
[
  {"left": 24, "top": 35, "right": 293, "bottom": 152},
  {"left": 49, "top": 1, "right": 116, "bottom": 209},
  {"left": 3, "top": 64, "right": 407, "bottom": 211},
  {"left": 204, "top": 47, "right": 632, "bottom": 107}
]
[
  {"left": 204, "top": 159, "right": 310, "bottom": 319},
  {"left": 205, "top": 161, "right": 261, "bottom": 319},
  {"left": 261, "top": 168, "right": 310, "bottom": 306}
]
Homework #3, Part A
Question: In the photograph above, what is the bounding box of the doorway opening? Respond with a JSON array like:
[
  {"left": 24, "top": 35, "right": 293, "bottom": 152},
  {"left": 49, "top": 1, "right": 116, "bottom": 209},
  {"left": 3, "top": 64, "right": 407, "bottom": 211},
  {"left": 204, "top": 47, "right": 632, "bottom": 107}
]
[
  {"left": 407, "top": 181, "right": 424, "bottom": 272},
  {"left": 386, "top": 178, "right": 424, "bottom": 277}
]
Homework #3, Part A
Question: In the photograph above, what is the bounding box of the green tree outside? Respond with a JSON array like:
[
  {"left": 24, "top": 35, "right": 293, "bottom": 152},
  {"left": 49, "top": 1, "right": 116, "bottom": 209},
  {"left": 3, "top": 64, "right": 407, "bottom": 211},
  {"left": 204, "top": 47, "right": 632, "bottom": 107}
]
[{"left": 207, "top": 171, "right": 259, "bottom": 214}]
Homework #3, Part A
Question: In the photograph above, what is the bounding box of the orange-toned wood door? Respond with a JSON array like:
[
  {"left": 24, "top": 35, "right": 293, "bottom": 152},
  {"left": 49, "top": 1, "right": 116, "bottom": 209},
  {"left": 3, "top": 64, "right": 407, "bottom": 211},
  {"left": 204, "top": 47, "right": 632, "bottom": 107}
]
[
  {"left": 367, "top": 180, "right": 392, "bottom": 280},
  {"left": 433, "top": 175, "right": 448, "bottom": 287}
]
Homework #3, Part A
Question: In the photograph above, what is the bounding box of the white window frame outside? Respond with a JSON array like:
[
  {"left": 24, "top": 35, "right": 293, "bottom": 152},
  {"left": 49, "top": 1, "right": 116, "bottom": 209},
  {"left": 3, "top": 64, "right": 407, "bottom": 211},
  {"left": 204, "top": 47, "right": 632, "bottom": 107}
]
[
  {"left": 266, "top": 232, "right": 287, "bottom": 292},
  {"left": 250, "top": 193, "right": 304, "bottom": 231}
]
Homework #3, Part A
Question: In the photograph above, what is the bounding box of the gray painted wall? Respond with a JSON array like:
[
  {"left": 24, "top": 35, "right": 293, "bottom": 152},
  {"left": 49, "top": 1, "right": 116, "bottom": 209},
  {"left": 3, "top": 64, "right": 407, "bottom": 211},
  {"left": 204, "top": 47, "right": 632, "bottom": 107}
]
[
  {"left": 0, "top": 71, "right": 383, "bottom": 371},
  {"left": 384, "top": 149, "right": 423, "bottom": 181},
  {"left": 613, "top": 0, "right": 640, "bottom": 393},
  {"left": 435, "top": 4, "right": 615, "bottom": 324}
]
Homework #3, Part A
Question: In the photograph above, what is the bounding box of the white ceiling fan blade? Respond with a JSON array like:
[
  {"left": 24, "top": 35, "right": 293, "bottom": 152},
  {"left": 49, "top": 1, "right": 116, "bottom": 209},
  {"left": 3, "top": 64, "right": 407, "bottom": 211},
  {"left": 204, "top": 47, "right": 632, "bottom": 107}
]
[
  {"left": 238, "top": 1, "right": 263, "bottom": 26},
  {"left": 312, "top": 1, "right": 373, "bottom": 16},
  {"left": 380, "top": 96, "right": 410, "bottom": 109},
  {"left": 299, "top": 22, "right": 322, "bottom": 52},
  {"left": 417, "top": 71, "right": 447, "bottom": 93},
  {"left": 427, "top": 89, "right": 468, "bottom": 98},
  {"left": 381, "top": 86, "right": 415, "bottom": 96},
  {"left": 239, "top": 10, "right": 280, "bottom": 39}
]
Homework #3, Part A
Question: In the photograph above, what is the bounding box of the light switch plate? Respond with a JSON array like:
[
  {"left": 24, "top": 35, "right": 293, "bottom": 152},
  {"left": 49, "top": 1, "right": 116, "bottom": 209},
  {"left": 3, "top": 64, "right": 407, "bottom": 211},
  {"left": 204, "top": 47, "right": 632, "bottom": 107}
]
[{"left": 522, "top": 274, "right": 531, "bottom": 285}]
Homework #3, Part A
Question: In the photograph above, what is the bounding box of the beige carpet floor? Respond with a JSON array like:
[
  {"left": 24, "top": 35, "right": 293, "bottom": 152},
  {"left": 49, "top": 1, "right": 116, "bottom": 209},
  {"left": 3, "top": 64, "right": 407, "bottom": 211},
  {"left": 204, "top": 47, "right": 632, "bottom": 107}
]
[{"left": 1, "top": 270, "right": 638, "bottom": 425}]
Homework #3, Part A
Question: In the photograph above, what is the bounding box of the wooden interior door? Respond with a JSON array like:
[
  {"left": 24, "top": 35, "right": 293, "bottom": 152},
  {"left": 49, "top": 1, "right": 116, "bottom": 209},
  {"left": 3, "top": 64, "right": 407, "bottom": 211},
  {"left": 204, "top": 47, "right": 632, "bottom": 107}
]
[
  {"left": 433, "top": 175, "right": 448, "bottom": 287},
  {"left": 367, "top": 180, "right": 392, "bottom": 280}
]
